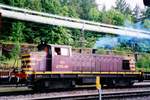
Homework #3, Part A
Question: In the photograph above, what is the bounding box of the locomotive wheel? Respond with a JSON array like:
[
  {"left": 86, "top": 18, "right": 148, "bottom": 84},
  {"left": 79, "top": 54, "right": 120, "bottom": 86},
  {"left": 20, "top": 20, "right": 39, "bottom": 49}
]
[
  {"left": 119, "top": 80, "right": 134, "bottom": 87},
  {"left": 126, "top": 80, "right": 134, "bottom": 87},
  {"left": 106, "top": 80, "right": 116, "bottom": 87}
]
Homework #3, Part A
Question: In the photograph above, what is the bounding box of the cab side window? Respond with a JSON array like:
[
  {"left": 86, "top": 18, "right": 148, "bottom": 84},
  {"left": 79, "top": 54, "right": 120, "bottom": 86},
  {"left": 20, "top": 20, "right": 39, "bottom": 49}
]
[
  {"left": 122, "top": 60, "right": 130, "bottom": 70},
  {"left": 54, "top": 47, "right": 69, "bottom": 56},
  {"left": 55, "top": 47, "right": 61, "bottom": 55},
  {"left": 61, "top": 48, "right": 69, "bottom": 56}
]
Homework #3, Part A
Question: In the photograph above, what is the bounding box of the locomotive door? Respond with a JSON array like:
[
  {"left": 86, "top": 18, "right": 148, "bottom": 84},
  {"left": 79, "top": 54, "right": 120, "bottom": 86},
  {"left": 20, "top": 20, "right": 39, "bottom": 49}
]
[
  {"left": 37, "top": 43, "right": 52, "bottom": 71},
  {"left": 51, "top": 45, "right": 72, "bottom": 72},
  {"left": 45, "top": 46, "right": 52, "bottom": 71}
]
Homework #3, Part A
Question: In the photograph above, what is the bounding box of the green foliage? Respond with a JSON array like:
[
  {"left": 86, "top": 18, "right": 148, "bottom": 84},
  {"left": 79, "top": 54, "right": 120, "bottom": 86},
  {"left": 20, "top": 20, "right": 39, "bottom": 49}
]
[
  {"left": 42, "top": 26, "right": 74, "bottom": 45},
  {"left": 144, "top": 8, "right": 150, "bottom": 18},
  {"left": 9, "top": 22, "right": 24, "bottom": 59},
  {"left": 115, "top": 0, "right": 132, "bottom": 15},
  {"left": 12, "top": 22, "right": 25, "bottom": 42},
  {"left": 102, "top": 9, "right": 125, "bottom": 25},
  {"left": 144, "top": 19, "right": 150, "bottom": 28},
  {"left": 41, "top": 0, "right": 62, "bottom": 14},
  {"left": 136, "top": 54, "right": 150, "bottom": 71},
  {"left": 10, "top": 42, "right": 20, "bottom": 59},
  {"left": 0, "top": 0, "right": 148, "bottom": 59},
  {"left": 0, "top": 55, "right": 6, "bottom": 62},
  {"left": 88, "top": 7, "right": 102, "bottom": 21},
  {"left": 29, "top": 0, "right": 42, "bottom": 11},
  {"left": 78, "top": 0, "right": 95, "bottom": 20},
  {"left": 0, "top": 0, "right": 132, "bottom": 47},
  {"left": 9, "top": 0, "right": 27, "bottom": 7},
  {"left": 115, "top": 0, "right": 134, "bottom": 22}
]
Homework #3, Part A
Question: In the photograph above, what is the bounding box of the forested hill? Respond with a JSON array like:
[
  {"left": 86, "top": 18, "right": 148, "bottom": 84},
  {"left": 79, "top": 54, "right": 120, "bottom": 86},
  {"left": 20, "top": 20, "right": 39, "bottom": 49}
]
[{"left": 0, "top": 0, "right": 150, "bottom": 49}]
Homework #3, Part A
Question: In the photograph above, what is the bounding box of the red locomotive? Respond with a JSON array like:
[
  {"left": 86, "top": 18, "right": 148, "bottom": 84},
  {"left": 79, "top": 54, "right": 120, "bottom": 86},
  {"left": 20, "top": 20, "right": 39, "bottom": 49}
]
[{"left": 19, "top": 43, "right": 143, "bottom": 90}]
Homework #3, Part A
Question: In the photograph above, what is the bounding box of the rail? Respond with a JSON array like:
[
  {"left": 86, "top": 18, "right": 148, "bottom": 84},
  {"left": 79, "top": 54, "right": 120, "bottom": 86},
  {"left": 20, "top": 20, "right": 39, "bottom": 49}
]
[
  {"left": 28, "top": 90, "right": 150, "bottom": 100},
  {"left": 1, "top": 85, "right": 150, "bottom": 100}
]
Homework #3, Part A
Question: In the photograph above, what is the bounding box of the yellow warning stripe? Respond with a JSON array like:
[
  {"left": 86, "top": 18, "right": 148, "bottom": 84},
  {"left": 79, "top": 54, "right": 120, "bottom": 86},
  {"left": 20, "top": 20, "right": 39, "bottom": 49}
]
[
  {"left": 22, "top": 63, "right": 36, "bottom": 66},
  {"left": 22, "top": 68, "right": 33, "bottom": 70},
  {"left": 22, "top": 58, "right": 37, "bottom": 61},
  {"left": 25, "top": 71, "right": 141, "bottom": 75},
  {"left": 22, "top": 54, "right": 30, "bottom": 57},
  {"left": 22, "top": 58, "right": 30, "bottom": 61}
]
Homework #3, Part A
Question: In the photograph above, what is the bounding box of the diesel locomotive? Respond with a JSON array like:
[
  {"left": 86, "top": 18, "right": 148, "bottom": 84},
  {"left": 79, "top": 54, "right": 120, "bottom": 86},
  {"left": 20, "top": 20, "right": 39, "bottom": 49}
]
[{"left": 17, "top": 43, "right": 143, "bottom": 90}]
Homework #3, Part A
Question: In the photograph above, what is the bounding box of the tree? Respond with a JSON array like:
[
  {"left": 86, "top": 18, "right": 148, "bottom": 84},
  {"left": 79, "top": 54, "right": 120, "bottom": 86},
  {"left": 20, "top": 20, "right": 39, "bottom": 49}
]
[
  {"left": 144, "top": 19, "right": 150, "bottom": 29},
  {"left": 115, "top": 0, "right": 133, "bottom": 23},
  {"left": 28, "top": 0, "right": 42, "bottom": 11},
  {"left": 0, "top": 0, "right": 128, "bottom": 49},
  {"left": 41, "top": 0, "right": 62, "bottom": 14},
  {"left": 115, "top": 0, "right": 132, "bottom": 15},
  {"left": 88, "top": 7, "right": 102, "bottom": 21},
  {"left": 61, "top": 0, "right": 80, "bottom": 18},
  {"left": 101, "top": 9, "right": 125, "bottom": 26},
  {"left": 11, "top": 22, "right": 25, "bottom": 42},
  {"left": 144, "top": 7, "right": 150, "bottom": 18},
  {"left": 9, "top": 0, "right": 27, "bottom": 7},
  {"left": 133, "top": 5, "right": 142, "bottom": 20}
]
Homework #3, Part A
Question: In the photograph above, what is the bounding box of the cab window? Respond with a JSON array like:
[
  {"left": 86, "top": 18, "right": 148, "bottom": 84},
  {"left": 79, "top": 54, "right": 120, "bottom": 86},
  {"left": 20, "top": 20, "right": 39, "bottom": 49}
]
[
  {"left": 54, "top": 47, "right": 69, "bottom": 56},
  {"left": 54, "top": 47, "right": 61, "bottom": 55},
  {"left": 122, "top": 60, "right": 130, "bottom": 70},
  {"left": 61, "top": 48, "right": 69, "bottom": 56}
]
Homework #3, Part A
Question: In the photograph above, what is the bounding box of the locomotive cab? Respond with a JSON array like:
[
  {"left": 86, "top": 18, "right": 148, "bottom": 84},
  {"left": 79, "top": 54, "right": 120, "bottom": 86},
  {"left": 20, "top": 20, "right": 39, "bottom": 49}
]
[
  {"left": 21, "top": 43, "right": 72, "bottom": 72},
  {"left": 37, "top": 43, "right": 72, "bottom": 71}
]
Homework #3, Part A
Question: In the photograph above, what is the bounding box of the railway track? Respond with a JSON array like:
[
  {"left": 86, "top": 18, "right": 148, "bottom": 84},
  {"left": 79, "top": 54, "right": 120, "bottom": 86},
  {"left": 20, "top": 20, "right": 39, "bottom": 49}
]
[
  {"left": 1, "top": 88, "right": 150, "bottom": 100},
  {"left": 1, "top": 84, "right": 150, "bottom": 100},
  {"left": 24, "top": 90, "right": 150, "bottom": 100}
]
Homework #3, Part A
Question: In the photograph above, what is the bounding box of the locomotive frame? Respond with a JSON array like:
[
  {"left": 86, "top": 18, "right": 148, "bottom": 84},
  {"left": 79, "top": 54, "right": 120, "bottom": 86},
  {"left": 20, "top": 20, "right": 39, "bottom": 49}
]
[{"left": 20, "top": 44, "right": 143, "bottom": 90}]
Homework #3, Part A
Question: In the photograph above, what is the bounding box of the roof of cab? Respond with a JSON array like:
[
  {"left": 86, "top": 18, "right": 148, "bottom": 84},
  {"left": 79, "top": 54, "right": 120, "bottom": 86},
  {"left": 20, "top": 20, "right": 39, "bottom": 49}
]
[{"left": 47, "top": 44, "right": 72, "bottom": 48}]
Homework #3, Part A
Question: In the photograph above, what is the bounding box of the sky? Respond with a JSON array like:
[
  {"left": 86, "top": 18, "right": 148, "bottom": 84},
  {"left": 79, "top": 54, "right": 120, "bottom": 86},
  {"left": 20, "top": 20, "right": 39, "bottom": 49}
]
[{"left": 95, "top": 0, "right": 145, "bottom": 11}]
